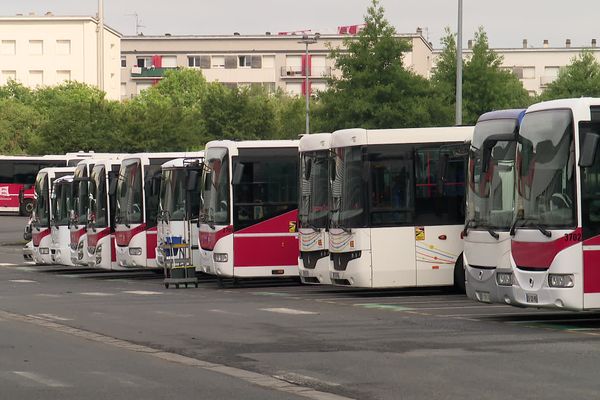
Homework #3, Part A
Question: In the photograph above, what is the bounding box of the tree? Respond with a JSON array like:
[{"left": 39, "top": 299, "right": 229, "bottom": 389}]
[
  {"left": 433, "top": 27, "right": 532, "bottom": 124},
  {"left": 315, "top": 0, "right": 445, "bottom": 131},
  {"left": 0, "top": 99, "right": 41, "bottom": 154},
  {"left": 541, "top": 51, "right": 600, "bottom": 100}
]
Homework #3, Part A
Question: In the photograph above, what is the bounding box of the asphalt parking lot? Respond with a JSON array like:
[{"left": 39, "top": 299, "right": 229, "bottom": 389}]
[{"left": 2, "top": 216, "right": 600, "bottom": 400}]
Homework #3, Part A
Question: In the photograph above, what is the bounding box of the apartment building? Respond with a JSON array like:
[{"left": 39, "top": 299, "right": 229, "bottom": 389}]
[
  {"left": 0, "top": 14, "right": 121, "bottom": 100},
  {"left": 120, "top": 32, "right": 434, "bottom": 100}
]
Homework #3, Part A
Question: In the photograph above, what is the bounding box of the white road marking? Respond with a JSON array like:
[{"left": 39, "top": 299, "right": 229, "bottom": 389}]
[
  {"left": 80, "top": 292, "right": 115, "bottom": 297},
  {"left": 275, "top": 372, "right": 341, "bottom": 387},
  {"left": 260, "top": 308, "right": 318, "bottom": 315},
  {"left": 35, "top": 294, "right": 62, "bottom": 298},
  {"left": 0, "top": 263, "right": 16, "bottom": 266},
  {"left": 122, "top": 290, "right": 163, "bottom": 295},
  {"left": 24, "top": 261, "right": 36, "bottom": 265},
  {"left": 154, "top": 310, "right": 193, "bottom": 318},
  {"left": 15, "top": 267, "right": 37, "bottom": 272},
  {"left": 209, "top": 309, "right": 242, "bottom": 316},
  {"left": 35, "top": 314, "right": 73, "bottom": 321},
  {"left": 12, "top": 371, "right": 70, "bottom": 387},
  {"left": 9, "top": 279, "right": 37, "bottom": 283}
]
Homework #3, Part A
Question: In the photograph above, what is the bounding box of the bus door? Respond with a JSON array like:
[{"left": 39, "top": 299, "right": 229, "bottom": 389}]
[{"left": 415, "top": 145, "right": 467, "bottom": 286}]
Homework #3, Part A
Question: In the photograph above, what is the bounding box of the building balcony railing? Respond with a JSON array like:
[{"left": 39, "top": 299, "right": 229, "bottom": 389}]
[
  {"left": 131, "top": 66, "right": 177, "bottom": 79},
  {"left": 280, "top": 66, "right": 332, "bottom": 78}
]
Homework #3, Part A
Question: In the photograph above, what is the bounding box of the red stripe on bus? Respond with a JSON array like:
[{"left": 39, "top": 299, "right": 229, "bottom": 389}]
[
  {"left": 115, "top": 224, "right": 147, "bottom": 246},
  {"left": 584, "top": 250, "right": 600, "bottom": 293},
  {"left": 70, "top": 228, "right": 86, "bottom": 247},
  {"left": 32, "top": 228, "right": 51, "bottom": 247},
  {"left": 512, "top": 227, "right": 582, "bottom": 270},
  {"left": 88, "top": 227, "right": 111, "bottom": 247},
  {"left": 147, "top": 227, "right": 157, "bottom": 260},
  {"left": 199, "top": 225, "right": 233, "bottom": 251},
  {"left": 234, "top": 235, "right": 298, "bottom": 267},
  {"left": 236, "top": 209, "right": 298, "bottom": 234}
]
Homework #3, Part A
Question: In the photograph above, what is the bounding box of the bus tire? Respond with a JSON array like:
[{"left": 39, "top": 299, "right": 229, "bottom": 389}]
[
  {"left": 453, "top": 255, "right": 466, "bottom": 293},
  {"left": 20, "top": 199, "right": 34, "bottom": 216}
]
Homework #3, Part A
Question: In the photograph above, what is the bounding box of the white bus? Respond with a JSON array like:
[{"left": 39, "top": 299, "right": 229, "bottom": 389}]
[
  {"left": 298, "top": 133, "right": 333, "bottom": 284},
  {"left": 464, "top": 110, "right": 525, "bottom": 303},
  {"left": 508, "top": 98, "right": 600, "bottom": 310},
  {"left": 86, "top": 158, "right": 123, "bottom": 270},
  {"left": 31, "top": 167, "right": 75, "bottom": 264},
  {"left": 328, "top": 127, "right": 473, "bottom": 289},
  {"left": 50, "top": 175, "right": 76, "bottom": 266},
  {"left": 69, "top": 159, "right": 99, "bottom": 266},
  {"left": 114, "top": 152, "right": 194, "bottom": 269},
  {"left": 156, "top": 155, "right": 204, "bottom": 271},
  {"left": 199, "top": 140, "right": 299, "bottom": 284}
]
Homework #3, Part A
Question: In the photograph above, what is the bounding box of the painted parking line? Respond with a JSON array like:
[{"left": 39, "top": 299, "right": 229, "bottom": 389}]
[
  {"left": 122, "top": 290, "right": 163, "bottom": 295},
  {"left": 0, "top": 263, "right": 16, "bottom": 267},
  {"left": 253, "top": 292, "right": 291, "bottom": 297},
  {"left": 80, "top": 292, "right": 115, "bottom": 297},
  {"left": 12, "top": 371, "right": 70, "bottom": 388},
  {"left": 33, "top": 314, "right": 73, "bottom": 321},
  {"left": 260, "top": 308, "right": 319, "bottom": 315},
  {"left": 154, "top": 310, "right": 194, "bottom": 318},
  {"left": 354, "top": 303, "right": 414, "bottom": 312},
  {"left": 35, "top": 294, "right": 62, "bottom": 298},
  {"left": 9, "top": 279, "right": 37, "bottom": 283}
]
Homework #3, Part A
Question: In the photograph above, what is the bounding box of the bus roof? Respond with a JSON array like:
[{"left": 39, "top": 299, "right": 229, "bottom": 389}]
[
  {"left": 161, "top": 155, "right": 204, "bottom": 169},
  {"left": 53, "top": 175, "right": 74, "bottom": 185},
  {"left": 526, "top": 98, "right": 600, "bottom": 122},
  {"left": 119, "top": 152, "right": 202, "bottom": 165},
  {"left": 205, "top": 140, "right": 299, "bottom": 151},
  {"left": 331, "top": 126, "right": 474, "bottom": 148},
  {"left": 477, "top": 109, "right": 526, "bottom": 123},
  {"left": 299, "top": 133, "right": 331, "bottom": 152},
  {"left": 37, "top": 166, "right": 76, "bottom": 178},
  {"left": 0, "top": 155, "right": 67, "bottom": 161}
]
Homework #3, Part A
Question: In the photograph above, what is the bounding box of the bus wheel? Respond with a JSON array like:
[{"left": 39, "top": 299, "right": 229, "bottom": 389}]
[
  {"left": 20, "top": 199, "right": 34, "bottom": 216},
  {"left": 453, "top": 255, "right": 466, "bottom": 293}
]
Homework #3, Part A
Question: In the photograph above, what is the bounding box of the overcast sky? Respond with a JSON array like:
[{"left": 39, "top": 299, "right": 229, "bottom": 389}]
[{"left": 2, "top": 0, "right": 598, "bottom": 49}]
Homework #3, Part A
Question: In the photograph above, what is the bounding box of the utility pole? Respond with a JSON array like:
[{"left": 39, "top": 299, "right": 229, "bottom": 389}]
[
  {"left": 97, "top": 0, "right": 104, "bottom": 91},
  {"left": 455, "top": 0, "right": 463, "bottom": 125},
  {"left": 298, "top": 33, "right": 319, "bottom": 135}
]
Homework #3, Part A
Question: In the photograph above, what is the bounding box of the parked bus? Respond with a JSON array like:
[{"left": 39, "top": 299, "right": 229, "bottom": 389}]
[
  {"left": 0, "top": 155, "right": 68, "bottom": 215},
  {"left": 87, "top": 158, "right": 123, "bottom": 270},
  {"left": 464, "top": 110, "right": 525, "bottom": 303},
  {"left": 508, "top": 98, "right": 600, "bottom": 311},
  {"left": 298, "top": 133, "right": 332, "bottom": 284},
  {"left": 114, "top": 152, "right": 193, "bottom": 269},
  {"left": 31, "top": 167, "right": 75, "bottom": 264},
  {"left": 69, "top": 159, "right": 98, "bottom": 266},
  {"left": 328, "top": 127, "right": 473, "bottom": 289},
  {"left": 50, "top": 175, "right": 76, "bottom": 266},
  {"left": 199, "top": 140, "right": 299, "bottom": 283},
  {"left": 156, "top": 156, "right": 204, "bottom": 270}
]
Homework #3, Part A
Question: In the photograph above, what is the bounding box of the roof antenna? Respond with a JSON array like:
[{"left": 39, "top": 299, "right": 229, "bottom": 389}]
[{"left": 125, "top": 12, "right": 145, "bottom": 35}]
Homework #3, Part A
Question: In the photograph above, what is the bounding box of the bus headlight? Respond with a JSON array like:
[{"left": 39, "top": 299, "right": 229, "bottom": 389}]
[
  {"left": 548, "top": 274, "right": 574, "bottom": 288},
  {"left": 39, "top": 247, "right": 50, "bottom": 255},
  {"left": 496, "top": 272, "right": 513, "bottom": 286},
  {"left": 129, "top": 247, "right": 143, "bottom": 256},
  {"left": 213, "top": 253, "right": 228, "bottom": 263}
]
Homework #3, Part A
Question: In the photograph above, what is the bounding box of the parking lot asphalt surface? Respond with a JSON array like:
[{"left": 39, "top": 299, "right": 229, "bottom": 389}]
[{"left": 2, "top": 216, "right": 600, "bottom": 399}]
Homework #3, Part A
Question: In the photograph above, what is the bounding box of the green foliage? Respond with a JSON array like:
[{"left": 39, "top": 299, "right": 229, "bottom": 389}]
[
  {"left": 433, "top": 27, "right": 532, "bottom": 124},
  {"left": 315, "top": 0, "right": 446, "bottom": 130},
  {"left": 0, "top": 99, "right": 42, "bottom": 154},
  {"left": 541, "top": 51, "right": 600, "bottom": 100}
]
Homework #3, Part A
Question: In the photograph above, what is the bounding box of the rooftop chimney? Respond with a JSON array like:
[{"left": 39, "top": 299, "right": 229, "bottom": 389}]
[
  {"left": 543, "top": 39, "right": 549, "bottom": 48},
  {"left": 233, "top": 32, "right": 240, "bottom": 36},
  {"left": 265, "top": 31, "right": 271, "bottom": 35},
  {"left": 416, "top": 27, "right": 423, "bottom": 36},
  {"left": 28, "top": 12, "right": 35, "bottom": 16},
  {"left": 593, "top": 39, "right": 597, "bottom": 48},
  {"left": 45, "top": 11, "right": 53, "bottom": 16},
  {"left": 522, "top": 39, "right": 528, "bottom": 48},
  {"left": 566, "top": 39, "right": 571, "bottom": 48},
  {"left": 165, "top": 33, "right": 171, "bottom": 36},
  {"left": 467, "top": 39, "right": 473, "bottom": 49}
]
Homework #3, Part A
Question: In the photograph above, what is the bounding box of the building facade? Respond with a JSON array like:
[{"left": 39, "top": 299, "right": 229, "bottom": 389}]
[
  {"left": 120, "top": 32, "right": 434, "bottom": 100},
  {"left": 0, "top": 14, "right": 121, "bottom": 100}
]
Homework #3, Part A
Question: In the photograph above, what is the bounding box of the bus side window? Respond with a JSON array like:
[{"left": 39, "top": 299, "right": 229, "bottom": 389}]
[{"left": 580, "top": 120, "right": 600, "bottom": 238}]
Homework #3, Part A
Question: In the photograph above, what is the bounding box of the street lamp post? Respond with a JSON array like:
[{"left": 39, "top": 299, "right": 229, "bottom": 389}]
[
  {"left": 455, "top": 0, "right": 463, "bottom": 125},
  {"left": 97, "top": 0, "right": 105, "bottom": 92},
  {"left": 298, "top": 33, "right": 319, "bottom": 135}
]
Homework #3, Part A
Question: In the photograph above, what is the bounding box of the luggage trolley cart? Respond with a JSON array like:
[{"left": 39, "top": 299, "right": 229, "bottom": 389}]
[{"left": 161, "top": 238, "right": 198, "bottom": 289}]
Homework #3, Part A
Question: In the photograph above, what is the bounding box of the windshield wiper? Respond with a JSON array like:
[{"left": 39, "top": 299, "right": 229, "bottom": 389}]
[
  {"left": 462, "top": 218, "right": 477, "bottom": 237},
  {"left": 484, "top": 226, "right": 500, "bottom": 240},
  {"left": 510, "top": 216, "right": 550, "bottom": 237},
  {"left": 534, "top": 223, "right": 552, "bottom": 238}
]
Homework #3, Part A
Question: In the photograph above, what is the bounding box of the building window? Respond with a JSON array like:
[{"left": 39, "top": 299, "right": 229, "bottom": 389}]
[
  {"left": 56, "top": 70, "right": 71, "bottom": 82},
  {"left": 221, "top": 82, "right": 238, "bottom": 90},
  {"left": 56, "top": 40, "right": 71, "bottom": 55},
  {"left": 286, "top": 82, "right": 302, "bottom": 96},
  {"left": 238, "top": 55, "right": 262, "bottom": 69},
  {"left": 312, "top": 82, "right": 327, "bottom": 92},
  {"left": 262, "top": 55, "right": 275, "bottom": 69},
  {"left": 1, "top": 70, "right": 16, "bottom": 84},
  {"left": 29, "top": 70, "right": 43, "bottom": 86},
  {"left": 212, "top": 56, "right": 225, "bottom": 69},
  {"left": 162, "top": 56, "right": 177, "bottom": 68},
  {"left": 136, "top": 57, "right": 153, "bottom": 68},
  {"left": 1, "top": 40, "right": 16, "bottom": 55},
  {"left": 136, "top": 81, "right": 153, "bottom": 95},
  {"left": 225, "top": 56, "right": 237, "bottom": 69},
  {"left": 522, "top": 66, "right": 535, "bottom": 79},
  {"left": 29, "top": 40, "right": 43, "bottom": 55},
  {"left": 188, "top": 56, "right": 211, "bottom": 69},
  {"left": 121, "top": 82, "right": 127, "bottom": 98},
  {"left": 121, "top": 56, "right": 127, "bottom": 68},
  {"left": 544, "top": 66, "right": 560, "bottom": 78},
  {"left": 263, "top": 82, "right": 276, "bottom": 93}
]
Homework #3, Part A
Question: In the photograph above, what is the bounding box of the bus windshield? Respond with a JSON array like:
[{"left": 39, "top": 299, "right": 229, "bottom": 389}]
[
  {"left": 34, "top": 173, "right": 49, "bottom": 227},
  {"left": 201, "top": 148, "right": 230, "bottom": 226},
  {"left": 73, "top": 164, "right": 89, "bottom": 225},
  {"left": 115, "top": 159, "right": 143, "bottom": 225},
  {"left": 331, "top": 146, "right": 365, "bottom": 229},
  {"left": 299, "top": 150, "right": 330, "bottom": 229},
  {"left": 90, "top": 166, "right": 108, "bottom": 228},
  {"left": 52, "top": 181, "right": 72, "bottom": 226},
  {"left": 468, "top": 119, "right": 517, "bottom": 230},
  {"left": 160, "top": 168, "right": 188, "bottom": 221},
  {"left": 517, "top": 109, "right": 576, "bottom": 228}
]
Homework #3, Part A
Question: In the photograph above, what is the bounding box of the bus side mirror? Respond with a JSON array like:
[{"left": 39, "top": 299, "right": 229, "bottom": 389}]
[
  {"left": 151, "top": 176, "right": 161, "bottom": 196},
  {"left": 108, "top": 178, "right": 118, "bottom": 196},
  {"left": 480, "top": 140, "right": 497, "bottom": 173},
  {"left": 579, "top": 132, "right": 600, "bottom": 167},
  {"left": 303, "top": 159, "right": 312, "bottom": 181},
  {"left": 232, "top": 163, "right": 245, "bottom": 185},
  {"left": 187, "top": 170, "right": 199, "bottom": 191},
  {"left": 437, "top": 153, "right": 449, "bottom": 193}
]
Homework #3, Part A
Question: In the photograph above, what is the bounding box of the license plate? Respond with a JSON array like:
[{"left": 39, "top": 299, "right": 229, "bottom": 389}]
[
  {"left": 300, "top": 270, "right": 310, "bottom": 277},
  {"left": 330, "top": 272, "right": 341, "bottom": 280},
  {"left": 526, "top": 293, "right": 538, "bottom": 303}
]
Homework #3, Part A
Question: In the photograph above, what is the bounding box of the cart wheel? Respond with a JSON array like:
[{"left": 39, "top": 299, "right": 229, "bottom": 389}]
[
  {"left": 217, "top": 277, "right": 225, "bottom": 288},
  {"left": 195, "top": 283, "right": 198, "bottom": 288},
  {"left": 184, "top": 283, "right": 188, "bottom": 288},
  {"left": 175, "top": 284, "right": 180, "bottom": 289},
  {"left": 164, "top": 283, "right": 169, "bottom": 289}
]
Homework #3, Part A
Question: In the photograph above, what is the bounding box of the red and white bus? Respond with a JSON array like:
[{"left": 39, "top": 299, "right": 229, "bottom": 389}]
[
  {"left": 69, "top": 159, "right": 99, "bottom": 266},
  {"left": 508, "top": 98, "right": 600, "bottom": 310},
  {"left": 328, "top": 127, "right": 473, "bottom": 288},
  {"left": 87, "top": 158, "right": 123, "bottom": 270},
  {"left": 50, "top": 175, "right": 76, "bottom": 266},
  {"left": 298, "top": 133, "right": 332, "bottom": 284},
  {"left": 464, "top": 110, "right": 524, "bottom": 303},
  {"left": 198, "top": 140, "right": 299, "bottom": 283},
  {"left": 114, "top": 153, "right": 194, "bottom": 269},
  {"left": 0, "top": 155, "right": 68, "bottom": 215},
  {"left": 31, "top": 167, "right": 75, "bottom": 264}
]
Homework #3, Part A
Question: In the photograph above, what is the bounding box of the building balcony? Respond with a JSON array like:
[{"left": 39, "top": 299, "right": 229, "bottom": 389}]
[
  {"left": 280, "top": 66, "right": 332, "bottom": 78},
  {"left": 130, "top": 66, "right": 177, "bottom": 79}
]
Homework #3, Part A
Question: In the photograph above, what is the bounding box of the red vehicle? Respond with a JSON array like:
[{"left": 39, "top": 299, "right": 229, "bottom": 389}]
[{"left": 0, "top": 156, "right": 68, "bottom": 215}]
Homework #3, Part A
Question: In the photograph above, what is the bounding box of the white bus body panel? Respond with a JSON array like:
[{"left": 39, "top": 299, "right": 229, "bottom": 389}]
[
  {"left": 51, "top": 225, "right": 76, "bottom": 266},
  {"left": 299, "top": 228, "right": 331, "bottom": 284},
  {"left": 116, "top": 224, "right": 157, "bottom": 268},
  {"left": 415, "top": 225, "right": 463, "bottom": 286},
  {"left": 32, "top": 234, "right": 53, "bottom": 264}
]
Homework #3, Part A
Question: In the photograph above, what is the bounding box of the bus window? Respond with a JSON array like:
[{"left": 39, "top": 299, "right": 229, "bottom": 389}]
[
  {"left": 14, "top": 163, "right": 38, "bottom": 185},
  {"left": 580, "top": 118, "right": 600, "bottom": 239}
]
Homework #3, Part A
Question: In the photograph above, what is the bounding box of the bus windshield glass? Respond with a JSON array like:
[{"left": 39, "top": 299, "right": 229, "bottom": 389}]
[
  {"left": 201, "top": 148, "right": 230, "bottom": 226},
  {"left": 331, "top": 146, "right": 365, "bottom": 229},
  {"left": 52, "top": 182, "right": 72, "bottom": 226},
  {"left": 517, "top": 109, "right": 576, "bottom": 228},
  {"left": 116, "top": 159, "right": 143, "bottom": 225},
  {"left": 34, "top": 173, "right": 49, "bottom": 227},
  {"left": 90, "top": 166, "right": 108, "bottom": 228},
  {"left": 300, "top": 150, "right": 330, "bottom": 229},
  {"left": 73, "top": 164, "right": 89, "bottom": 225},
  {"left": 160, "top": 168, "right": 188, "bottom": 221},
  {"left": 468, "top": 119, "right": 518, "bottom": 230}
]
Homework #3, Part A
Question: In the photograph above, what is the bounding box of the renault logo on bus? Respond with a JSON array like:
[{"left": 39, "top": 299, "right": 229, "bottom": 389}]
[
  {"left": 529, "top": 278, "right": 534, "bottom": 288},
  {"left": 478, "top": 270, "right": 483, "bottom": 280}
]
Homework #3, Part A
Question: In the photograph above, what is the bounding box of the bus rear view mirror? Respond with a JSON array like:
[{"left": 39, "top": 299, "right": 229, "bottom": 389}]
[
  {"left": 108, "top": 178, "right": 118, "bottom": 196},
  {"left": 232, "top": 163, "right": 245, "bottom": 185},
  {"left": 186, "top": 170, "right": 199, "bottom": 191},
  {"left": 579, "top": 132, "right": 600, "bottom": 167},
  {"left": 304, "top": 158, "right": 312, "bottom": 181}
]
